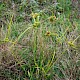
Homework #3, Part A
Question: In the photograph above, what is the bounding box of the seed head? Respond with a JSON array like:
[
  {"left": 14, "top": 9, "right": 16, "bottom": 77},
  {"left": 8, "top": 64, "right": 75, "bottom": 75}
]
[
  {"left": 49, "top": 16, "right": 56, "bottom": 22},
  {"left": 45, "top": 31, "right": 51, "bottom": 36}
]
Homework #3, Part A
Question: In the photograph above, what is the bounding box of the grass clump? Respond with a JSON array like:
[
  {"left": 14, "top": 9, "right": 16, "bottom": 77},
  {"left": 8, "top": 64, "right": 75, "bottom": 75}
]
[{"left": 0, "top": 0, "right": 80, "bottom": 80}]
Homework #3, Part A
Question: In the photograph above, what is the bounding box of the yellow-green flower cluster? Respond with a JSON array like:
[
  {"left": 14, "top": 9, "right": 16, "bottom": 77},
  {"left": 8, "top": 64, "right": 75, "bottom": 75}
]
[
  {"left": 68, "top": 41, "right": 76, "bottom": 48},
  {"left": 31, "top": 13, "right": 39, "bottom": 19},
  {"left": 31, "top": 12, "right": 40, "bottom": 28},
  {"left": 33, "top": 22, "right": 40, "bottom": 27}
]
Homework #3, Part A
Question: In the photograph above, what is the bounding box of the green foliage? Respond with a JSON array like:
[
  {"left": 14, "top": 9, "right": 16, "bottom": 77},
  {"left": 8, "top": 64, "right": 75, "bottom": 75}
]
[{"left": 0, "top": 0, "right": 80, "bottom": 80}]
